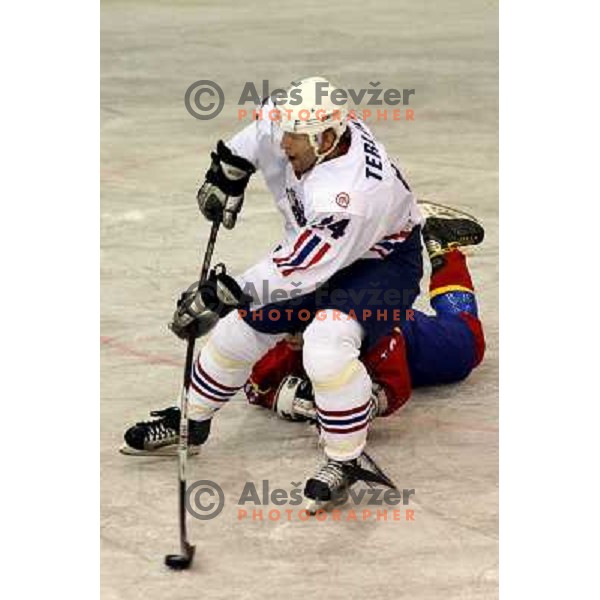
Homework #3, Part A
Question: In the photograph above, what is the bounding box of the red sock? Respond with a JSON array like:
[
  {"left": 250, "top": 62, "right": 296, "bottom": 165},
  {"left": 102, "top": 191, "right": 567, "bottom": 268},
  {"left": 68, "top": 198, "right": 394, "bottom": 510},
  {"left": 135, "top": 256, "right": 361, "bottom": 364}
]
[{"left": 430, "top": 249, "right": 475, "bottom": 298}]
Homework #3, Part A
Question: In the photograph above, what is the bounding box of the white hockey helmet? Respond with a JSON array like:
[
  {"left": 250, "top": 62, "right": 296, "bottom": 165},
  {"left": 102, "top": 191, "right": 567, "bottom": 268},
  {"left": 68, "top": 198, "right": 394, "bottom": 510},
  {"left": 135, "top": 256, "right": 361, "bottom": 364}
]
[{"left": 276, "top": 76, "right": 349, "bottom": 161}]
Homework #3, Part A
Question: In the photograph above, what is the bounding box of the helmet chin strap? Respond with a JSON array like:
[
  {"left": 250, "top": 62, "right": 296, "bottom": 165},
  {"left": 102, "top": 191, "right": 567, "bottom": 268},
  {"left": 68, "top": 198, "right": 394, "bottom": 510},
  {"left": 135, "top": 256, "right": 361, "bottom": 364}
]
[{"left": 310, "top": 132, "right": 342, "bottom": 165}]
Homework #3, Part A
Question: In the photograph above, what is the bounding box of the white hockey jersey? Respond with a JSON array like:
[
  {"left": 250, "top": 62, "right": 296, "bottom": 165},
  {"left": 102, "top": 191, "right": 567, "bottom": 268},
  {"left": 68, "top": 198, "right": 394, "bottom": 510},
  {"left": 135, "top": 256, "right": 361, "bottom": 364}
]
[{"left": 228, "top": 108, "right": 423, "bottom": 309}]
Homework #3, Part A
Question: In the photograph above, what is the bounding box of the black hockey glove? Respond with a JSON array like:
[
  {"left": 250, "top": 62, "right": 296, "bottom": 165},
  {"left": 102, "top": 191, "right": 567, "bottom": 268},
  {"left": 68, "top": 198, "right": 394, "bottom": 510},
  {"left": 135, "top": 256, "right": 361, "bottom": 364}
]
[
  {"left": 169, "top": 284, "right": 220, "bottom": 340},
  {"left": 169, "top": 264, "right": 252, "bottom": 340},
  {"left": 197, "top": 141, "right": 256, "bottom": 230},
  {"left": 199, "top": 263, "right": 253, "bottom": 317}
]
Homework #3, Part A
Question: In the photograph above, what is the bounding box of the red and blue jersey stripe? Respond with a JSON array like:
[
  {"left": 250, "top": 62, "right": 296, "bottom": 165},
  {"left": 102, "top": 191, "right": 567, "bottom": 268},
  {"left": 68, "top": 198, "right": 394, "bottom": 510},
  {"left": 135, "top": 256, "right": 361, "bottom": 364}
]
[
  {"left": 273, "top": 229, "right": 331, "bottom": 277},
  {"left": 369, "top": 230, "right": 411, "bottom": 258}
]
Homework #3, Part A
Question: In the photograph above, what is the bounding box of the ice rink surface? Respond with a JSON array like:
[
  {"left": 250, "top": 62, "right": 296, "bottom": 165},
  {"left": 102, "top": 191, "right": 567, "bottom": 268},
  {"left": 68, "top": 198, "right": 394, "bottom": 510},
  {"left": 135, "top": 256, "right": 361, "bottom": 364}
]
[{"left": 101, "top": 1, "right": 498, "bottom": 598}]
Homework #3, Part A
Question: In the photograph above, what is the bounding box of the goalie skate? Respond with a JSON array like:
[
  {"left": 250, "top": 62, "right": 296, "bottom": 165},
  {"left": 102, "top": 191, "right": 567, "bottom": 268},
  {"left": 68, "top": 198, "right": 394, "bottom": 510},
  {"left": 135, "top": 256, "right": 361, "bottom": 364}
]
[
  {"left": 119, "top": 407, "right": 209, "bottom": 456},
  {"left": 304, "top": 451, "right": 398, "bottom": 514}
]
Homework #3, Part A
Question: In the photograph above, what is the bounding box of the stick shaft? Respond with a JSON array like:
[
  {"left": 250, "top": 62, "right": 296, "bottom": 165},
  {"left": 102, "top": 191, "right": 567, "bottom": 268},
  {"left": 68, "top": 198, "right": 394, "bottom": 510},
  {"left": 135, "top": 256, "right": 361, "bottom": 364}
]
[{"left": 177, "top": 220, "right": 220, "bottom": 555}]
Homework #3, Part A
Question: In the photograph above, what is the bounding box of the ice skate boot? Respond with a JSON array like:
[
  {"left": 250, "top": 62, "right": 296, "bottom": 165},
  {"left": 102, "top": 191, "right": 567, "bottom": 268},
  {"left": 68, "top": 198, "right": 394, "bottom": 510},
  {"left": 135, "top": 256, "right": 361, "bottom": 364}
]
[
  {"left": 421, "top": 204, "right": 484, "bottom": 258},
  {"left": 120, "top": 407, "right": 210, "bottom": 456},
  {"left": 304, "top": 451, "right": 397, "bottom": 514}
]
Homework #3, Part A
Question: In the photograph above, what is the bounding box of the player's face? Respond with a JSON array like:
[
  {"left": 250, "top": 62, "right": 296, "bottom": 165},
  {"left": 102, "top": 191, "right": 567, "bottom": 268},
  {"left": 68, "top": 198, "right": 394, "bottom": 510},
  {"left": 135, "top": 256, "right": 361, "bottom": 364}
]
[{"left": 280, "top": 132, "right": 317, "bottom": 175}]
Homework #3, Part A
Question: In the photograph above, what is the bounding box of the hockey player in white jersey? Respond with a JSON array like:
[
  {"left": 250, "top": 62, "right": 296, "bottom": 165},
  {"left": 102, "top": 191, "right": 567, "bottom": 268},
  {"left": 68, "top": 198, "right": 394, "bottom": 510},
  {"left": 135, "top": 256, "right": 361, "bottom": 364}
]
[{"left": 125, "top": 77, "right": 427, "bottom": 509}]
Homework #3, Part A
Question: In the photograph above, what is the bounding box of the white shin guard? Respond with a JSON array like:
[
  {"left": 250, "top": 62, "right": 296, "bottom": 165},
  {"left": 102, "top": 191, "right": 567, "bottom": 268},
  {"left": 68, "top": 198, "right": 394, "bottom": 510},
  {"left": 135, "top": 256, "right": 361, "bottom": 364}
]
[
  {"left": 188, "top": 311, "right": 284, "bottom": 421},
  {"left": 303, "top": 310, "right": 372, "bottom": 461}
]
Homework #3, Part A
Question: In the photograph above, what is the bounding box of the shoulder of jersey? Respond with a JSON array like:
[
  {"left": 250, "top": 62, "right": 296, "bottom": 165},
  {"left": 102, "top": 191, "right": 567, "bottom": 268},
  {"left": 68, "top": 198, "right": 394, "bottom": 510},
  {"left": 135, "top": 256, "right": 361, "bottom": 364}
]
[
  {"left": 304, "top": 132, "right": 391, "bottom": 216},
  {"left": 303, "top": 166, "right": 362, "bottom": 216}
]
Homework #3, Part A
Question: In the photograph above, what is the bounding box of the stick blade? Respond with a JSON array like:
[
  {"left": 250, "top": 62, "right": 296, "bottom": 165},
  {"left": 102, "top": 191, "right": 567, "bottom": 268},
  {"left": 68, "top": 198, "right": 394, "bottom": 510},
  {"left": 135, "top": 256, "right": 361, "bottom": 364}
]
[{"left": 165, "top": 544, "right": 195, "bottom": 570}]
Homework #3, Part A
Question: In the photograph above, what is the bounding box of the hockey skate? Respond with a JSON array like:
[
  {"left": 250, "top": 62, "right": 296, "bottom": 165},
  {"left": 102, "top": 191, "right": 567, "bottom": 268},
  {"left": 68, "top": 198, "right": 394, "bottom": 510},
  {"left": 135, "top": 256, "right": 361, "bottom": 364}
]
[
  {"left": 420, "top": 200, "right": 484, "bottom": 258},
  {"left": 120, "top": 407, "right": 210, "bottom": 456},
  {"left": 304, "top": 451, "right": 398, "bottom": 514}
]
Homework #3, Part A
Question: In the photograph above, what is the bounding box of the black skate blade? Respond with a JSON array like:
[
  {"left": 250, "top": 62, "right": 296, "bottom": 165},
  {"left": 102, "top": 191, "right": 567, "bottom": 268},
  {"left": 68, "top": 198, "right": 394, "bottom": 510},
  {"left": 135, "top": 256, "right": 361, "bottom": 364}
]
[{"left": 360, "top": 451, "right": 398, "bottom": 491}]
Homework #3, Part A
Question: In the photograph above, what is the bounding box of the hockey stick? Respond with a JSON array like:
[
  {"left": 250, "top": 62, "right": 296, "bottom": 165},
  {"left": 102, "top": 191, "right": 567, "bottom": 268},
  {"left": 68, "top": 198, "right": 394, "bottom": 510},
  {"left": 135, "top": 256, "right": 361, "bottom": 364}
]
[{"left": 165, "top": 220, "right": 220, "bottom": 571}]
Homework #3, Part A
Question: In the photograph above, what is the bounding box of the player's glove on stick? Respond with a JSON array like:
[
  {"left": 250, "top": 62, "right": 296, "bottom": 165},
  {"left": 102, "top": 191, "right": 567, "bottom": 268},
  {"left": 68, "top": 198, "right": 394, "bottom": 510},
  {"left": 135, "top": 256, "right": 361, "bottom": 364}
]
[
  {"left": 197, "top": 141, "right": 256, "bottom": 230},
  {"left": 169, "top": 264, "right": 252, "bottom": 340},
  {"left": 169, "top": 285, "right": 220, "bottom": 340}
]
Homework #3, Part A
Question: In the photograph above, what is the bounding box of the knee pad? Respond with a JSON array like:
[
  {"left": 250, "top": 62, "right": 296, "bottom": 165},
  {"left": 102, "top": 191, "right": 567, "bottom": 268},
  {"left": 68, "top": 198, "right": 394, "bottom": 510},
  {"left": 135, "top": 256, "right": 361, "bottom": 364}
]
[{"left": 302, "top": 311, "right": 364, "bottom": 388}]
